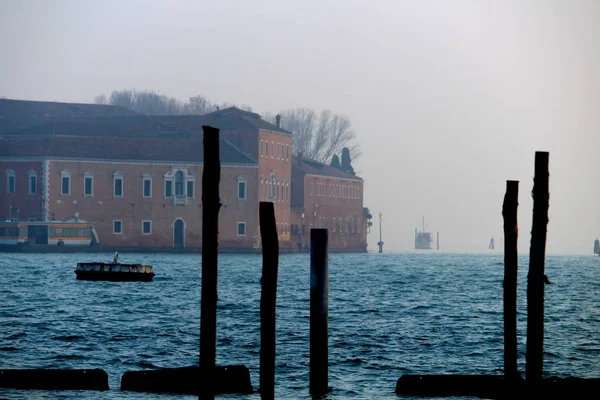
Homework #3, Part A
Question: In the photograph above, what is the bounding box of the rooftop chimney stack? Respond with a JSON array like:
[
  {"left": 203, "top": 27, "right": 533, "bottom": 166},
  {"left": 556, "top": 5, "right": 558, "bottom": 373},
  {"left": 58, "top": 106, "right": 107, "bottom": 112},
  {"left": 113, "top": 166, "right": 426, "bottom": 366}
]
[{"left": 275, "top": 114, "right": 281, "bottom": 129}]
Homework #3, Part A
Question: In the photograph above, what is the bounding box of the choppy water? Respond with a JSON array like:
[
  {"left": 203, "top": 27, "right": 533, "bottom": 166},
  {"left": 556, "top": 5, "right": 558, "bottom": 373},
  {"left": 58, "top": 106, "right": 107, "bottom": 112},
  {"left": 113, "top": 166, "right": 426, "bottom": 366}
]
[{"left": 1, "top": 252, "right": 599, "bottom": 399}]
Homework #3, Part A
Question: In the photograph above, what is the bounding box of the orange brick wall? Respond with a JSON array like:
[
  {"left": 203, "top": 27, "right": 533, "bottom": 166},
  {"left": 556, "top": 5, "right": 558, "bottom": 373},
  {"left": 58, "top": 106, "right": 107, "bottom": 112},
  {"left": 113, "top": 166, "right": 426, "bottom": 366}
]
[
  {"left": 47, "top": 160, "right": 258, "bottom": 249},
  {"left": 0, "top": 161, "right": 44, "bottom": 221}
]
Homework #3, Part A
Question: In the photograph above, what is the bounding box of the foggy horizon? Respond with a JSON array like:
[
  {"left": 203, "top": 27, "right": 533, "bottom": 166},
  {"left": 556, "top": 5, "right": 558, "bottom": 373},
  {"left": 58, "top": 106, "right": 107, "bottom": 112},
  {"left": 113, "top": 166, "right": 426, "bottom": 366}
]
[{"left": 2, "top": 0, "right": 599, "bottom": 255}]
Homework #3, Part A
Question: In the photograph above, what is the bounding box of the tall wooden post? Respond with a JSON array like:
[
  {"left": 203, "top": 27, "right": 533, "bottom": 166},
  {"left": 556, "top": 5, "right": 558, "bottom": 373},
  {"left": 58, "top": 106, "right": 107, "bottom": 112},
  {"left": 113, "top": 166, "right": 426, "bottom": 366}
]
[
  {"left": 310, "top": 229, "right": 328, "bottom": 396},
  {"left": 502, "top": 180, "right": 519, "bottom": 381},
  {"left": 526, "top": 152, "right": 549, "bottom": 384},
  {"left": 259, "top": 202, "right": 279, "bottom": 399},
  {"left": 200, "top": 125, "right": 221, "bottom": 397}
]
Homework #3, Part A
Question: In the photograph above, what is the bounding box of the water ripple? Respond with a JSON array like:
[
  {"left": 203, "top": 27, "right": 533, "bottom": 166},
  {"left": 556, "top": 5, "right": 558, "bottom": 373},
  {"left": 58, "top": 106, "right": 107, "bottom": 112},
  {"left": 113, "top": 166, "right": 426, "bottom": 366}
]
[{"left": 0, "top": 252, "right": 599, "bottom": 399}]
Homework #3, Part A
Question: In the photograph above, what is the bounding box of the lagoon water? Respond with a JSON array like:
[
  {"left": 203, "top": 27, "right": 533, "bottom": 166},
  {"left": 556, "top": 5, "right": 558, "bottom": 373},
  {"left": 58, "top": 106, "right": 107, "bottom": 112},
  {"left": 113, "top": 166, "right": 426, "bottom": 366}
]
[{"left": 1, "top": 252, "right": 599, "bottom": 399}]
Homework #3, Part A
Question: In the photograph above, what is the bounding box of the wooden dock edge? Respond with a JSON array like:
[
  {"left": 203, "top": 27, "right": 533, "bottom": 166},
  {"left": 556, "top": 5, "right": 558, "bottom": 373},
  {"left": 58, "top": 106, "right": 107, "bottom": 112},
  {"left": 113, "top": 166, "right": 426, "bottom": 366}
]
[
  {"left": 396, "top": 375, "right": 600, "bottom": 399},
  {"left": 0, "top": 369, "right": 109, "bottom": 390},
  {"left": 120, "top": 365, "right": 252, "bottom": 395}
]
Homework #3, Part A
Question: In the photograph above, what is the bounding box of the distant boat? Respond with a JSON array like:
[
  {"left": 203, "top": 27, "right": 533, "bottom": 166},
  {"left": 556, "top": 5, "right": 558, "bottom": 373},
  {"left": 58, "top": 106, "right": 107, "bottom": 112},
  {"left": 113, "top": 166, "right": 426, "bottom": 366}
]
[
  {"left": 489, "top": 237, "right": 495, "bottom": 250},
  {"left": 594, "top": 238, "right": 599, "bottom": 256},
  {"left": 75, "top": 254, "right": 154, "bottom": 282},
  {"left": 415, "top": 216, "right": 435, "bottom": 250},
  {"left": 75, "top": 262, "right": 155, "bottom": 282}
]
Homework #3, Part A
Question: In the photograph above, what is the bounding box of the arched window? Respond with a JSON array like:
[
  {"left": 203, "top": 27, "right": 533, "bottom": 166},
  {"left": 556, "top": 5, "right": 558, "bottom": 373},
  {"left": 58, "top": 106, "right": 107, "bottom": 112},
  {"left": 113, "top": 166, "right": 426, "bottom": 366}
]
[{"left": 175, "top": 170, "right": 184, "bottom": 195}]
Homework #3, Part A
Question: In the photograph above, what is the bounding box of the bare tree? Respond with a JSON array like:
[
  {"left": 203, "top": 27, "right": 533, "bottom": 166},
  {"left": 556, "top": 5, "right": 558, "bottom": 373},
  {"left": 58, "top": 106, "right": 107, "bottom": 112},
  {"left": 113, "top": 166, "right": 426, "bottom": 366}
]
[
  {"left": 275, "top": 107, "right": 359, "bottom": 163},
  {"left": 94, "top": 94, "right": 107, "bottom": 105},
  {"left": 183, "top": 95, "right": 214, "bottom": 115}
]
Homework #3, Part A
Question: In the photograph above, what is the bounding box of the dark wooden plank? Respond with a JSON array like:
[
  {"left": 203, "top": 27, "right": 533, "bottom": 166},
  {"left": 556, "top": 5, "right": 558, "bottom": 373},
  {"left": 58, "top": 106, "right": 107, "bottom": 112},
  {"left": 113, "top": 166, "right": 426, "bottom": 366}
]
[{"left": 0, "top": 369, "right": 108, "bottom": 390}]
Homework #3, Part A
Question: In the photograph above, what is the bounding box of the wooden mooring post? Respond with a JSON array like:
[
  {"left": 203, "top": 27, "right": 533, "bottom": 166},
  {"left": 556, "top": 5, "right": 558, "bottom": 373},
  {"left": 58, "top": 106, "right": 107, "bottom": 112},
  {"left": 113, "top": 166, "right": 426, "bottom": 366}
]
[
  {"left": 200, "top": 125, "right": 221, "bottom": 397},
  {"left": 259, "top": 202, "right": 279, "bottom": 399},
  {"left": 526, "top": 151, "right": 549, "bottom": 384},
  {"left": 310, "top": 229, "right": 329, "bottom": 396},
  {"left": 502, "top": 180, "right": 519, "bottom": 381}
]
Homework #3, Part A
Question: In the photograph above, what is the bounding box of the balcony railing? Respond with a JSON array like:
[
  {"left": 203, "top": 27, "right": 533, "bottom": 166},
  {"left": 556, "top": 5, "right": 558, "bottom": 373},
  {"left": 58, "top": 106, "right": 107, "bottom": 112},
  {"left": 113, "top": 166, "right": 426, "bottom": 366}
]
[{"left": 173, "top": 194, "right": 188, "bottom": 206}]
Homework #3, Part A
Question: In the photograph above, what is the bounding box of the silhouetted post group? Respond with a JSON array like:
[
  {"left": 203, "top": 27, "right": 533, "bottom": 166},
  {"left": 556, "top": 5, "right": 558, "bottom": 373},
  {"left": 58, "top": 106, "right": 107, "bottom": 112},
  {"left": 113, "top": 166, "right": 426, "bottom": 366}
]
[
  {"left": 200, "top": 125, "right": 221, "bottom": 396},
  {"left": 526, "top": 151, "right": 549, "bottom": 384},
  {"left": 502, "top": 180, "right": 519, "bottom": 381},
  {"left": 259, "top": 202, "right": 279, "bottom": 399},
  {"left": 310, "top": 228, "right": 329, "bottom": 396}
]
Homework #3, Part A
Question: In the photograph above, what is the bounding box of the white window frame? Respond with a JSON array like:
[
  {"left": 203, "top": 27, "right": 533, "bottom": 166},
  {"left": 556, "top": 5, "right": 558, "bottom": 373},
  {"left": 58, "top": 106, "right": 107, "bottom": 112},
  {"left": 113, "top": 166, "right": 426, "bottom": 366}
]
[
  {"left": 237, "top": 177, "right": 247, "bottom": 201},
  {"left": 60, "top": 170, "right": 71, "bottom": 196},
  {"left": 113, "top": 220, "right": 123, "bottom": 234},
  {"left": 113, "top": 171, "right": 124, "bottom": 198},
  {"left": 6, "top": 169, "right": 16, "bottom": 195},
  {"left": 237, "top": 222, "right": 246, "bottom": 236},
  {"left": 142, "top": 174, "right": 152, "bottom": 198},
  {"left": 27, "top": 169, "right": 37, "bottom": 195},
  {"left": 83, "top": 171, "right": 94, "bottom": 197},
  {"left": 164, "top": 179, "right": 173, "bottom": 198},
  {"left": 142, "top": 220, "right": 152, "bottom": 235},
  {"left": 186, "top": 180, "right": 195, "bottom": 199}
]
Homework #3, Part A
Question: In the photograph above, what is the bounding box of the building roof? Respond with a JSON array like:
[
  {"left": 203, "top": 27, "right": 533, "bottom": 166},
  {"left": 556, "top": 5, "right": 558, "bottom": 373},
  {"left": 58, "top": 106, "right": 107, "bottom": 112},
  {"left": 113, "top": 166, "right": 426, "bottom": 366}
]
[
  {"left": 292, "top": 155, "right": 361, "bottom": 181},
  {"left": 1, "top": 105, "right": 289, "bottom": 137},
  {"left": 0, "top": 135, "right": 256, "bottom": 165},
  {"left": 0, "top": 98, "right": 139, "bottom": 134}
]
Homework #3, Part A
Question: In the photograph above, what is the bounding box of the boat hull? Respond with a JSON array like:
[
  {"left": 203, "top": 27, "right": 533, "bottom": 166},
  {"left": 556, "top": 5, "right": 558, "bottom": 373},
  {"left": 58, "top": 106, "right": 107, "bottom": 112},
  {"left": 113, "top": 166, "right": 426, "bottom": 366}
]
[
  {"left": 75, "top": 262, "right": 155, "bottom": 282},
  {"left": 75, "top": 270, "right": 154, "bottom": 282}
]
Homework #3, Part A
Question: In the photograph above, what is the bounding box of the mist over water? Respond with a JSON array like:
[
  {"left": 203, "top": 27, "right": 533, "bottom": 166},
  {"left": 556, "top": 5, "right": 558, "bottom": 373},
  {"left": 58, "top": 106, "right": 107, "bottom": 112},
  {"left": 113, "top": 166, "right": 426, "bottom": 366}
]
[{"left": 1, "top": 252, "right": 599, "bottom": 399}]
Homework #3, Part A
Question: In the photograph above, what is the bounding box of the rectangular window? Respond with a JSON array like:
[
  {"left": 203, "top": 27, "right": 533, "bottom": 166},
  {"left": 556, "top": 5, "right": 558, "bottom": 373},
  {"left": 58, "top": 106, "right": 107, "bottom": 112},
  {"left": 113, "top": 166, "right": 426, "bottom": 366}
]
[
  {"left": 271, "top": 142, "right": 274, "bottom": 158},
  {"left": 237, "top": 222, "right": 246, "bottom": 236},
  {"left": 142, "top": 220, "right": 152, "bottom": 235},
  {"left": 260, "top": 140, "right": 263, "bottom": 156},
  {"left": 114, "top": 178, "right": 123, "bottom": 197},
  {"left": 238, "top": 181, "right": 247, "bottom": 200},
  {"left": 143, "top": 179, "right": 152, "bottom": 198},
  {"left": 8, "top": 176, "right": 15, "bottom": 194},
  {"left": 165, "top": 180, "right": 173, "bottom": 197},
  {"left": 61, "top": 176, "right": 70, "bottom": 195},
  {"left": 113, "top": 220, "right": 122, "bottom": 234},
  {"left": 84, "top": 177, "right": 93, "bottom": 196},
  {"left": 186, "top": 181, "right": 194, "bottom": 198},
  {"left": 29, "top": 175, "right": 37, "bottom": 194}
]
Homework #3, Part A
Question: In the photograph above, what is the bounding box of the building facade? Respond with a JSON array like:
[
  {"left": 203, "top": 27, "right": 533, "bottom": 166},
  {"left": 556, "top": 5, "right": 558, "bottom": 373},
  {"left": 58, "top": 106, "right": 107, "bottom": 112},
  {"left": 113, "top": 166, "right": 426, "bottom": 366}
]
[
  {"left": 0, "top": 99, "right": 369, "bottom": 252},
  {"left": 290, "top": 156, "right": 368, "bottom": 252}
]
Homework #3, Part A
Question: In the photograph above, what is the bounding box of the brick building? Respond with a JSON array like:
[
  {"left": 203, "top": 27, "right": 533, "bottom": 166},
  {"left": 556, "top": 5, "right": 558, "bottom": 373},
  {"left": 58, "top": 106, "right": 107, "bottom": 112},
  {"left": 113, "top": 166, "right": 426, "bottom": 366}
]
[
  {"left": 290, "top": 156, "right": 368, "bottom": 252},
  {"left": 0, "top": 99, "right": 369, "bottom": 252}
]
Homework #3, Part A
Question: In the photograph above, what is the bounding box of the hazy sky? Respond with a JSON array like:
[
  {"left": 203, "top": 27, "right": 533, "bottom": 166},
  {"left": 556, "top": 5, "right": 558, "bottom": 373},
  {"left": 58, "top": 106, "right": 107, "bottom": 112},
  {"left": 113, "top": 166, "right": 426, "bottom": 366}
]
[{"left": 1, "top": 0, "right": 599, "bottom": 254}]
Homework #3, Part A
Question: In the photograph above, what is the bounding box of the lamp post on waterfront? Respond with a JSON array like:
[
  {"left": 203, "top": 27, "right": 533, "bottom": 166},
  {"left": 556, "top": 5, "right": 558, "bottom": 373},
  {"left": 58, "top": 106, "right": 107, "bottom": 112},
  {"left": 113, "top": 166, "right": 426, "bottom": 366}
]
[
  {"left": 301, "top": 212, "right": 305, "bottom": 250},
  {"left": 377, "top": 213, "right": 384, "bottom": 253}
]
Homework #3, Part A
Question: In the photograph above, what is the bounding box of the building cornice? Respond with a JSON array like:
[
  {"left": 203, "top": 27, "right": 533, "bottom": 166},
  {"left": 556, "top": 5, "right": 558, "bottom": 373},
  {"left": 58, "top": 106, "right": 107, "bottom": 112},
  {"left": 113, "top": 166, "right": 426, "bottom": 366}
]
[
  {"left": 0, "top": 156, "right": 258, "bottom": 168},
  {"left": 305, "top": 173, "right": 363, "bottom": 182}
]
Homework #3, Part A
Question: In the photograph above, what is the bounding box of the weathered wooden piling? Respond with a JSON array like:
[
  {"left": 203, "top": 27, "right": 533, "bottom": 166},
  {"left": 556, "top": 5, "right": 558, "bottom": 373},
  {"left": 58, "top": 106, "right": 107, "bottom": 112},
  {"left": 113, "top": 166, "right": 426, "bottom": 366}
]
[
  {"left": 200, "top": 125, "right": 221, "bottom": 396},
  {"left": 259, "top": 202, "right": 279, "bottom": 398},
  {"left": 120, "top": 366, "right": 252, "bottom": 395},
  {"left": 502, "top": 180, "right": 519, "bottom": 381},
  {"left": 310, "top": 228, "right": 329, "bottom": 396},
  {"left": 526, "top": 151, "right": 549, "bottom": 384},
  {"left": 0, "top": 369, "right": 109, "bottom": 390}
]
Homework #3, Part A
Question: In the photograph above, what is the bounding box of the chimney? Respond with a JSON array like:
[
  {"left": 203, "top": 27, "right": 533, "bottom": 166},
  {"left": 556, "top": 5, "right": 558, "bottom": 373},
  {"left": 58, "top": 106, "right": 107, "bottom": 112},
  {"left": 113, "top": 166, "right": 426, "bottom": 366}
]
[{"left": 275, "top": 114, "right": 281, "bottom": 129}]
